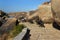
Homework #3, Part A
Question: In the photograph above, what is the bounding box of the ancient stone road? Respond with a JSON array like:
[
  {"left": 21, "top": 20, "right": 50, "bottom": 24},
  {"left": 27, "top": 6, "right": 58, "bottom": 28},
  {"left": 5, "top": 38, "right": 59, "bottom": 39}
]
[{"left": 19, "top": 22, "right": 60, "bottom": 40}]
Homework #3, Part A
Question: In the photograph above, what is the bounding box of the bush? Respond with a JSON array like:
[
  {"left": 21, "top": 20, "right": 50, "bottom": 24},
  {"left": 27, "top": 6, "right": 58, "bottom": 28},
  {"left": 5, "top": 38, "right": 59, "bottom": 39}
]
[{"left": 9, "top": 24, "right": 25, "bottom": 37}]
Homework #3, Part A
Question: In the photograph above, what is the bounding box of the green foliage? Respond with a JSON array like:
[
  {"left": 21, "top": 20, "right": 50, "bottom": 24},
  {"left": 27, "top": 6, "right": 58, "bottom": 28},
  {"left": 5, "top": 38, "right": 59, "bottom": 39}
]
[{"left": 9, "top": 24, "right": 25, "bottom": 37}]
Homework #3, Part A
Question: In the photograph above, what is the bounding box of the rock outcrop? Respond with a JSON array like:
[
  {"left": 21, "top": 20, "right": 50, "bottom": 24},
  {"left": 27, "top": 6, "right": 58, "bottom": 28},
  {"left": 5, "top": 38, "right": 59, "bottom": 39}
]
[
  {"left": 0, "top": 10, "right": 9, "bottom": 26},
  {"left": 51, "top": 0, "right": 60, "bottom": 25},
  {"left": 38, "top": 2, "right": 53, "bottom": 23},
  {"left": 8, "top": 1, "right": 53, "bottom": 23},
  {"left": 28, "top": 2, "right": 53, "bottom": 23}
]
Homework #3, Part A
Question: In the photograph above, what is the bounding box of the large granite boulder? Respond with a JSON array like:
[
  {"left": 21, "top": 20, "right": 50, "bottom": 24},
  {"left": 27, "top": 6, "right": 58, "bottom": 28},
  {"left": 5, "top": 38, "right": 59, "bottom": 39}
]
[
  {"left": 27, "top": 2, "right": 53, "bottom": 23},
  {"left": 38, "top": 2, "right": 53, "bottom": 23},
  {"left": 51, "top": 0, "right": 60, "bottom": 25}
]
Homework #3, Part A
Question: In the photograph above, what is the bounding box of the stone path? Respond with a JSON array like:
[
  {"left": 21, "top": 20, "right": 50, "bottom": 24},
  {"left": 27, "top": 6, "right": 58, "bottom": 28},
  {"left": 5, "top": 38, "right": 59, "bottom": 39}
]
[{"left": 20, "top": 22, "right": 60, "bottom": 40}]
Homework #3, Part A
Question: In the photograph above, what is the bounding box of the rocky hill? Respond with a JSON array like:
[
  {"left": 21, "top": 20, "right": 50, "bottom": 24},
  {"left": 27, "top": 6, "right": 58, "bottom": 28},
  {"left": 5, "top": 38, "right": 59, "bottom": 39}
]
[
  {"left": 8, "top": 12, "right": 27, "bottom": 19},
  {"left": 28, "top": 2, "right": 53, "bottom": 23},
  {"left": 0, "top": 10, "right": 9, "bottom": 26},
  {"left": 51, "top": 0, "right": 60, "bottom": 25},
  {"left": 38, "top": 2, "right": 53, "bottom": 23},
  {"left": 8, "top": 1, "right": 53, "bottom": 23}
]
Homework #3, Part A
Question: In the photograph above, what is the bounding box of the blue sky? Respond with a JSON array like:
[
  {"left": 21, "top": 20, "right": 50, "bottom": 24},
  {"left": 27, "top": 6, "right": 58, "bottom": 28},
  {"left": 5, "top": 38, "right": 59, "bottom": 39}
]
[{"left": 0, "top": 0, "right": 50, "bottom": 13}]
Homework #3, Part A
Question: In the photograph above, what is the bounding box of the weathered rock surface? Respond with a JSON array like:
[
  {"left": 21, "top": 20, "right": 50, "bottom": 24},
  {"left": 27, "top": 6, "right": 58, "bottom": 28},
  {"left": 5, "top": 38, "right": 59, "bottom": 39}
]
[
  {"left": 8, "top": 2, "right": 53, "bottom": 23},
  {"left": 38, "top": 2, "right": 53, "bottom": 23},
  {"left": 51, "top": 0, "right": 60, "bottom": 25},
  {"left": 28, "top": 2, "right": 53, "bottom": 23}
]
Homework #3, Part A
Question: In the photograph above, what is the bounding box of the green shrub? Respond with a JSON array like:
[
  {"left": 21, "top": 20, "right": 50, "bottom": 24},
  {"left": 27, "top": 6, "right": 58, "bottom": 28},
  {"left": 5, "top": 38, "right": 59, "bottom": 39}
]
[{"left": 9, "top": 24, "right": 26, "bottom": 37}]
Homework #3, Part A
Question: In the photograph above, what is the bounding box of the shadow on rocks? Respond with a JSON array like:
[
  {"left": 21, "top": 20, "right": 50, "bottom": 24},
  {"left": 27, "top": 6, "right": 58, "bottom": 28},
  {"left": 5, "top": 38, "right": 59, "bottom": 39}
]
[
  {"left": 53, "top": 21, "right": 60, "bottom": 30},
  {"left": 36, "top": 20, "right": 45, "bottom": 27},
  {"left": 28, "top": 19, "right": 34, "bottom": 24},
  {"left": 22, "top": 28, "right": 31, "bottom": 40}
]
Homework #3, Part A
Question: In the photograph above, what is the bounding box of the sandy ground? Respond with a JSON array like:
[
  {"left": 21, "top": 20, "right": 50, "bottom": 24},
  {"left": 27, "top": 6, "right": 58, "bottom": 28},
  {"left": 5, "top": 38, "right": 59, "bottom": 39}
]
[{"left": 19, "top": 22, "right": 60, "bottom": 40}]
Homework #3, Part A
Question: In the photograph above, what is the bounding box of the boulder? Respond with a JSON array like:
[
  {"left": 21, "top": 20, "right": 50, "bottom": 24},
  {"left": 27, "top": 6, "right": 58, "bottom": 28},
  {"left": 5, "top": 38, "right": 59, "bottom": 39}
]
[
  {"left": 37, "top": 2, "right": 53, "bottom": 23},
  {"left": 51, "top": 0, "right": 60, "bottom": 25},
  {"left": 27, "top": 2, "right": 53, "bottom": 23}
]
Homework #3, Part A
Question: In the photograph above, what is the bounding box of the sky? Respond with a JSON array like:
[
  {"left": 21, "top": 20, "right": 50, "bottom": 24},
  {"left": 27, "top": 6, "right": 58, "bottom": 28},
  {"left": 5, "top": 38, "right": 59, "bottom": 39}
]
[{"left": 0, "top": 0, "right": 50, "bottom": 13}]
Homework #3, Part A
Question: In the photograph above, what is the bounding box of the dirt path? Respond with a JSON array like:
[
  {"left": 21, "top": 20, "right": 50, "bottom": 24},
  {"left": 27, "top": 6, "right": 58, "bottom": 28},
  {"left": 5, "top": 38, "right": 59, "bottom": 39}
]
[{"left": 20, "top": 22, "right": 60, "bottom": 40}]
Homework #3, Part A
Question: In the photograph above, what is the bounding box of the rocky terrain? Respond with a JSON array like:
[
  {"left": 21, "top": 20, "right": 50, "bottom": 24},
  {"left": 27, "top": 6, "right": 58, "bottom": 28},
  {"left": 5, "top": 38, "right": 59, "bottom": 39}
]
[
  {"left": 1, "top": 0, "right": 60, "bottom": 40},
  {"left": 0, "top": 10, "right": 9, "bottom": 26},
  {"left": 19, "top": 22, "right": 60, "bottom": 40},
  {"left": 8, "top": 2, "right": 53, "bottom": 23}
]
